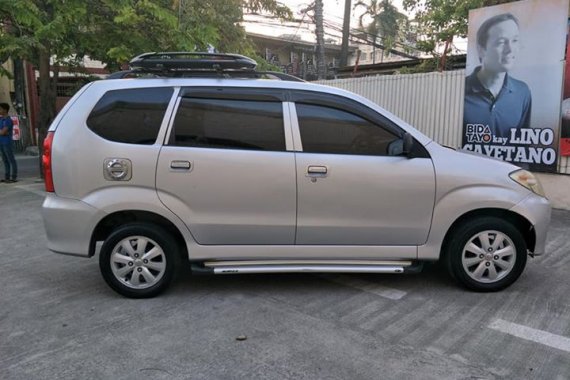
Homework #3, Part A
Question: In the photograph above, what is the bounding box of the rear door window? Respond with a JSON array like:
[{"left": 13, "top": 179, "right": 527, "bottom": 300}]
[
  {"left": 170, "top": 98, "right": 285, "bottom": 151},
  {"left": 87, "top": 87, "right": 173, "bottom": 144}
]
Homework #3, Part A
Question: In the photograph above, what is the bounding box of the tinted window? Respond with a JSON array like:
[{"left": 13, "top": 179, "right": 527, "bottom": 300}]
[
  {"left": 171, "top": 98, "right": 285, "bottom": 151},
  {"left": 296, "top": 103, "right": 399, "bottom": 156},
  {"left": 87, "top": 87, "right": 173, "bottom": 144}
]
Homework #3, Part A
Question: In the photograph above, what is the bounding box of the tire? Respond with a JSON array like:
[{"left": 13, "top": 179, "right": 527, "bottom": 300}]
[
  {"left": 99, "top": 223, "right": 180, "bottom": 298},
  {"left": 444, "top": 217, "right": 527, "bottom": 292}
]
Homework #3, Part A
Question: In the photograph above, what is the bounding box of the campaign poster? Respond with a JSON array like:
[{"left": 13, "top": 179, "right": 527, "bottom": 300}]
[{"left": 462, "top": 0, "right": 569, "bottom": 172}]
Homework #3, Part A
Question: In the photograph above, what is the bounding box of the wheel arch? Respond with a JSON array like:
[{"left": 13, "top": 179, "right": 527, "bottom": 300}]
[
  {"left": 441, "top": 208, "right": 536, "bottom": 259},
  {"left": 89, "top": 210, "right": 188, "bottom": 260}
]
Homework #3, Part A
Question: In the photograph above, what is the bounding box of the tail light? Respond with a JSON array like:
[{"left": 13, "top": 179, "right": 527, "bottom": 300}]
[{"left": 42, "top": 132, "right": 55, "bottom": 192}]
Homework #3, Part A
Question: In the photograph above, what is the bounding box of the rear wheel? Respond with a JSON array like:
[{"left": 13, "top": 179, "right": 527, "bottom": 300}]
[
  {"left": 99, "top": 223, "right": 180, "bottom": 298},
  {"left": 445, "top": 217, "right": 527, "bottom": 291}
]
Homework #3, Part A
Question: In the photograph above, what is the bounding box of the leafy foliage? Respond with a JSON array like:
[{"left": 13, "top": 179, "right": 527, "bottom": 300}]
[
  {"left": 0, "top": 0, "right": 291, "bottom": 135},
  {"left": 355, "top": 0, "right": 408, "bottom": 59},
  {"left": 177, "top": 0, "right": 292, "bottom": 64},
  {"left": 403, "top": 0, "right": 523, "bottom": 54},
  {"left": 244, "top": 0, "right": 293, "bottom": 19}
]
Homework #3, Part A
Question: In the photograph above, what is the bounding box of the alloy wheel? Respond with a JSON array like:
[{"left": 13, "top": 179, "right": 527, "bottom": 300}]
[
  {"left": 110, "top": 236, "right": 167, "bottom": 289},
  {"left": 461, "top": 230, "right": 517, "bottom": 284}
]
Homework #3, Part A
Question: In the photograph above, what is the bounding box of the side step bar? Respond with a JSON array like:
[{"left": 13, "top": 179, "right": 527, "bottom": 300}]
[{"left": 191, "top": 260, "right": 423, "bottom": 275}]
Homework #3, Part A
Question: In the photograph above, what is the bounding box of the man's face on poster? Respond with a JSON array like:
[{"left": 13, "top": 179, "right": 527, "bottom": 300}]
[{"left": 478, "top": 19, "right": 520, "bottom": 73}]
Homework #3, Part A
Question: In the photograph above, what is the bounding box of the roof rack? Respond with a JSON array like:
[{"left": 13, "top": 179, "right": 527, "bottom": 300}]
[
  {"left": 106, "top": 51, "right": 305, "bottom": 82},
  {"left": 130, "top": 52, "right": 257, "bottom": 72}
]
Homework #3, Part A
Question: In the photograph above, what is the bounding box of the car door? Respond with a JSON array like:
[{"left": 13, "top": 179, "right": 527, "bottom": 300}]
[
  {"left": 291, "top": 92, "right": 436, "bottom": 246},
  {"left": 156, "top": 87, "right": 296, "bottom": 245}
]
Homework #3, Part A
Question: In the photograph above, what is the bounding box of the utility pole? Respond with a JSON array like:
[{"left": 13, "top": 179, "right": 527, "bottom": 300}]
[
  {"left": 315, "top": 0, "right": 326, "bottom": 79},
  {"left": 340, "top": 0, "right": 352, "bottom": 67}
]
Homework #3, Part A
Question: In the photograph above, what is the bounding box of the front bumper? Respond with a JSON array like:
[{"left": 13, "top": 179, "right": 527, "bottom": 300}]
[
  {"left": 509, "top": 193, "right": 551, "bottom": 256},
  {"left": 42, "top": 194, "right": 106, "bottom": 257}
]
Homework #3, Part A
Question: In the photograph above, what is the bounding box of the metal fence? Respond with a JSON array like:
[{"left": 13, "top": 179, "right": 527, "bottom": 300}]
[{"left": 317, "top": 70, "right": 569, "bottom": 174}]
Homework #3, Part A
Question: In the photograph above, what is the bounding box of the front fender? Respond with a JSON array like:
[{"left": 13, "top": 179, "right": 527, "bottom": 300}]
[{"left": 418, "top": 185, "right": 527, "bottom": 260}]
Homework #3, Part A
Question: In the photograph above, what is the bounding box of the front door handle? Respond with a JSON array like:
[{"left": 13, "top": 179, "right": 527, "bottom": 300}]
[
  {"left": 307, "top": 165, "right": 328, "bottom": 176},
  {"left": 170, "top": 160, "right": 191, "bottom": 170}
]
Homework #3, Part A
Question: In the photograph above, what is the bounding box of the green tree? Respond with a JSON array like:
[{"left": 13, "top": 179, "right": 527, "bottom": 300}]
[
  {"left": 177, "top": 0, "right": 292, "bottom": 59},
  {"left": 86, "top": 1, "right": 194, "bottom": 68},
  {"left": 0, "top": 0, "right": 189, "bottom": 147},
  {"left": 355, "top": 0, "right": 408, "bottom": 63},
  {"left": 0, "top": 0, "right": 291, "bottom": 151},
  {"left": 403, "top": 0, "right": 523, "bottom": 69}
]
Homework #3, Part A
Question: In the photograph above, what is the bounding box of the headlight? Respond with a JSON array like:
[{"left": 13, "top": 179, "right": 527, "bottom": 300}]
[{"left": 509, "top": 170, "right": 546, "bottom": 198}]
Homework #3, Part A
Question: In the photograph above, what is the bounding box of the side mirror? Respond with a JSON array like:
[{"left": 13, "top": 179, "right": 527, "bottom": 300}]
[
  {"left": 403, "top": 133, "right": 414, "bottom": 156},
  {"left": 387, "top": 133, "right": 415, "bottom": 157}
]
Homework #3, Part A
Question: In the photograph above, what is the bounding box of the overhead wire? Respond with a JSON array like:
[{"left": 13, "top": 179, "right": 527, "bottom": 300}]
[{"left": 244, "top": 12, "right": 422, "bottom": 55}]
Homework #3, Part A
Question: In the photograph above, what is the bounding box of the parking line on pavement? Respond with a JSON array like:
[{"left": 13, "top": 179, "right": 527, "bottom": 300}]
[
  {"left": 488, "top": 319, "right": 570, "bottom": 353},
  {"left": 320, "top": 274, "right": 407, "bottom": 300}
]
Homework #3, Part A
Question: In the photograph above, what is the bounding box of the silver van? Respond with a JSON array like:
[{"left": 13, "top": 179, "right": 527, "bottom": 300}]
[{"left": 41, "top": 53, "right": 551, "bottom": 298}]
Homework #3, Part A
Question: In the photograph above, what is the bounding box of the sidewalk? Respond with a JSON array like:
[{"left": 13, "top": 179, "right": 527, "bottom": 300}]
[{"left": 536, "top": 173, "right": 570, "bottom": 210}]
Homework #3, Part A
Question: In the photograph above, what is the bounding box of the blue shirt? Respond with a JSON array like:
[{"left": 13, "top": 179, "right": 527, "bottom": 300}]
[
  {"left": 0, "top": 116, "right": 13, "bottom": 144},
  {"left": 463, "top": 67, "right": 532, "bottom": 138}
]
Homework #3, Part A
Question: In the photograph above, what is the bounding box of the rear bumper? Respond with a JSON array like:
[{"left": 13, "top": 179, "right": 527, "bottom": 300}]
[
  {"left": 42, "top": 194, "right": 106, "bottom": 257},
  {"left": 509, "top": 194, "right": 551, "bottom": 256}
]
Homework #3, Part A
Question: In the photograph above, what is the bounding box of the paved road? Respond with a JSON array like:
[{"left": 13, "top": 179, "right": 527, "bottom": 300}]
[
  {"left": 9, "top": 153, "right": 40, "bottom": 180},
  {"left": 1, "top": 157, "right": 569, "bottom": 379}
]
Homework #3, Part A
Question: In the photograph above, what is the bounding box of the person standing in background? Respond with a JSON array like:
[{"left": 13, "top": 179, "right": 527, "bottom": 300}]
[{"left": 0, "top": 103, "right": 18, "bottom": 183}]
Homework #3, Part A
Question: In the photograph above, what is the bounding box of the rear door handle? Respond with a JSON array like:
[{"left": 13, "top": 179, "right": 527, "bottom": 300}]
[
  {"left": 307, "top": 165, "right": 328, "bottom": 176},
  {"left": 170, "top": 160, "right": 191, "bottom": 170}
]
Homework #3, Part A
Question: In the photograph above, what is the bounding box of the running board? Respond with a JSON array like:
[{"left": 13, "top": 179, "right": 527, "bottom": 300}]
[{"left": 191, "top": 260, "right": 423, "bottom": 275}]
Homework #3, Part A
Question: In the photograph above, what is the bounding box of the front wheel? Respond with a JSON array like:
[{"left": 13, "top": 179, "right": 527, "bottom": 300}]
[
  {"left": 99, "top": 223, "right": 180, "bottom": 298},
  {"left": 445, "top": 217, "right": 528, "bottom": 292}
]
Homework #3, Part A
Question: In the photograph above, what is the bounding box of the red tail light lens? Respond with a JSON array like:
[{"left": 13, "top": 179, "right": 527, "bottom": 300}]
[{"left": 42, "top": 132, "right": 55, "bottom": 192}]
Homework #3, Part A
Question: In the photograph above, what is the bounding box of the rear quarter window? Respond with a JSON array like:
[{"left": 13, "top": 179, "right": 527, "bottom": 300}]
[{"left": 87, "top": 87, "right": 173, "bottom": 144}]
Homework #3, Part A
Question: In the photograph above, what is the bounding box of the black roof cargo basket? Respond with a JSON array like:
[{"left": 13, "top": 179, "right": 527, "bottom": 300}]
[
  {"left": 130, "top": 52, "right": 257, "bottom": 71},
  {"left": 106, "top": 51, "right": 304, "bottom": 82}
]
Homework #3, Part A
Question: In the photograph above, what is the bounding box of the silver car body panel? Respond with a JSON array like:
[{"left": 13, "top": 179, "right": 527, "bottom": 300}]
[
  {"left": 156, "top": 148, "right": 298, "bottom": 245},
  {"left": 48, "top": 85, "right": 180, "bottom": 199},
  {"left": 185, "top": 244, "right": 417, "bottom": 261},
  {"left": 42, "top": 194, "right": 105, "bottom": 256},
  {"left": 294, "top": 152, "right": 436, "bottom": 245},
  {"left": 509, "top": 194, "right": 551, "bottom": 255},
  {"left": 43, "top": 187, "right": 196, "bottom": 257},
  {"left": 289, "top": 102, "right": 437, "bottom": 246},
  {"left": 155, "top": 100, "right": 297, "bottom": 245},
  {"left": 42, "top": 78, "right": 550, "bottom": 262},
  {"left": 417, "top": 143, "right": 548, "bottom": 260}
]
